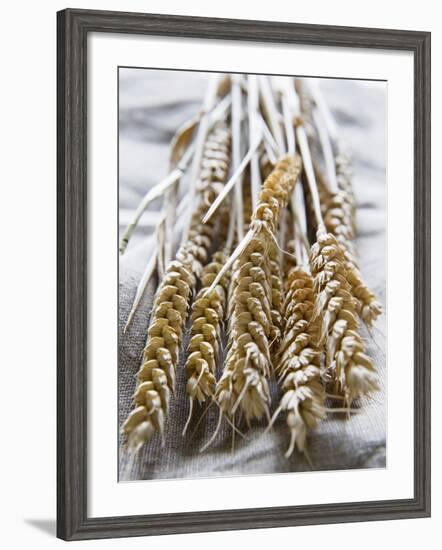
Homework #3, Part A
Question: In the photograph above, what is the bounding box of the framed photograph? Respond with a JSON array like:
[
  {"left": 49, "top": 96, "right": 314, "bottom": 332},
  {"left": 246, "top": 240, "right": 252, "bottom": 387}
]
[{"left": 57, "top": 8, "right": 431, "bottom": 541}]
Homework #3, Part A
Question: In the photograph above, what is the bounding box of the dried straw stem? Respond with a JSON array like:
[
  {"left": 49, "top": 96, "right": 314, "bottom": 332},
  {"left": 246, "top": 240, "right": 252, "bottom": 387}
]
[
  {"left": 214, "top": 154, "right": 302, "bottom": 426},
  {"left": 310, "top": 231, "right": 379, "bottom": 404},
  {"left": 121, "top": 122, "right": 231, "bottom": 451},
  {"left": 273, "top": 267, "right": 326, "bottom": 457}
]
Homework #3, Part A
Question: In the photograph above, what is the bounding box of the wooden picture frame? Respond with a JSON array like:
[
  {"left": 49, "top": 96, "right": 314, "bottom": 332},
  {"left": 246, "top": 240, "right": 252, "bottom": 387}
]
[{"left": 57, "top": 8, "right": 431, "bottom": 541}]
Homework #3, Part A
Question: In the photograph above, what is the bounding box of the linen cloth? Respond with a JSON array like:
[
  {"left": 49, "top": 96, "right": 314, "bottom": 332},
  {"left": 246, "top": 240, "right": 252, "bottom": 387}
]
[{"left": 118, "top": 69, "right": 386, "bottom": 481}]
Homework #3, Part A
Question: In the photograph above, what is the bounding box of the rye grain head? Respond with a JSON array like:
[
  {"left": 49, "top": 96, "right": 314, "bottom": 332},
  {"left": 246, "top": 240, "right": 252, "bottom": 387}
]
[
  {"left": 121, "top": 121, "right": 231, "bottom": 452},
  {"left": 272, "top": 266, "right": 326, "bottom": 457},
  {"left": 213, "top": 154, "right": 302, "bottom": 428},
  {"left": 309, "top": 229, "right": 379, "bottom": 405}
]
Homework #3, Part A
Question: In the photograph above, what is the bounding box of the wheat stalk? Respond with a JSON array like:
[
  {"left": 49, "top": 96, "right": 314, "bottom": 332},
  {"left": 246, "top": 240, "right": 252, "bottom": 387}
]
[
  {"left": 210, "top": 154, "right": 302, "bottom": 435},
  {"left": 119, "top": 152, "right": 192, "bottom": 255},
  {"left": 334, "top": 149, "right": 356, "bottom": 228},
  {"left": 182, "top": 248, "right": 230, "bottom": 434},
  {"left": 119, "top": 93, "right": 231, "bottom": 256},
  {"left": 305, "top": 80, "right": 382, "bottom": 328},
  {"left": 317, "top": 156, "right": 382, "bottom": 327},
  {"left": 292, "top": 92, "right": 379, "bottom": 406},
  {"left": 231, "top": 74, "right": 245, "bottom": 241},
  {"left": 334, "top": 150, "right": 382, "bottom": 326},
  {"left": 309, "top": 230, "right": 379, "bottom": 404},
  {"left": 269, "top": 246, "right": 283, "bottom": 349},
  {"left": 271, "top": 266, "right": 326, "bottom": 457},
  {"left": 268, "top": 167, "right": 325, "bottom": 458},
  {"left": 181, "top": 75, "right": 222, "bottom": 243},
  {"left": 121, "top": 122, "right": 231, "bottom": 451},
  {"left": 247, "top": 75, "right": 262, "bottom": 210},
  {"left": 121, "top": 74, "right": 383, "bottom": 458},
  {"left": 258, "top": 76, "right": 286, "bottom": 155}
]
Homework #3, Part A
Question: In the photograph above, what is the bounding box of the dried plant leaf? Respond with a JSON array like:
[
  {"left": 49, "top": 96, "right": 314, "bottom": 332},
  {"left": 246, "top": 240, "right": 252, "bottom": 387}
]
[{"left": 169, "top": 113, "right": 200, "bottom": 168}]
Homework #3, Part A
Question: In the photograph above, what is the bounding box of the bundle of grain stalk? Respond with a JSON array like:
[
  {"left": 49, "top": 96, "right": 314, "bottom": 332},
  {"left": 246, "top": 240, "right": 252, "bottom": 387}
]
[{"left": 120, "top": 74, "right": 383, "bottom": 459}]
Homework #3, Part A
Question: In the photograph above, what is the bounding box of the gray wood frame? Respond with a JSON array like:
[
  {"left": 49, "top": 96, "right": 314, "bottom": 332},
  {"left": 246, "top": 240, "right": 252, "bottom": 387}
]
[{"left": 57, "top": 8, "right": 431, "bottom": 541}]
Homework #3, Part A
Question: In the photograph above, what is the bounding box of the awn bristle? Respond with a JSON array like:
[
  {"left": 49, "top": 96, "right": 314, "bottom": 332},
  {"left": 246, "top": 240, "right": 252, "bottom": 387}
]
[
  {"left": 274, "top": 266, "right": 326, "bottom": 457},
  {"left": 309, "top": 230, "right": 379, "bottom": 404},
  {"left": 121, "top": 122, "right": 231, "bottom": 451},
  {"left": 214, "top": 154, "right": 302, "bottom": 425}
]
